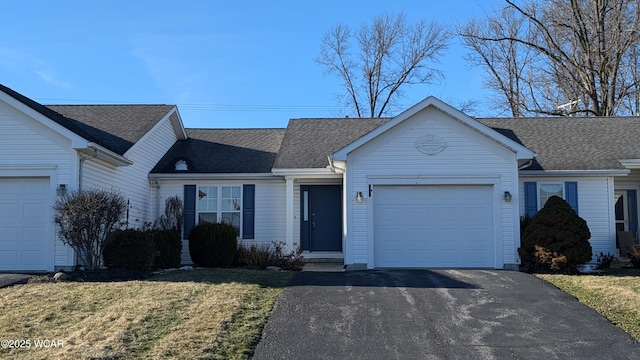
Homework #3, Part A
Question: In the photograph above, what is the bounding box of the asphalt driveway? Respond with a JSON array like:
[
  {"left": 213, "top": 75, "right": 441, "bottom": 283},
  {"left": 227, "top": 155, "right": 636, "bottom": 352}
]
[{"left": 253, "top": 269, "right": 640, "bottom": 359}]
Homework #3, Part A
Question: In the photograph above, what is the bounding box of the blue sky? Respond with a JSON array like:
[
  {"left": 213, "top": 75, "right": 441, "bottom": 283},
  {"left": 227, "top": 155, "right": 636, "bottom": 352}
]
[{"left": 1, "top": 0, "right": 495, "bottom": 129}]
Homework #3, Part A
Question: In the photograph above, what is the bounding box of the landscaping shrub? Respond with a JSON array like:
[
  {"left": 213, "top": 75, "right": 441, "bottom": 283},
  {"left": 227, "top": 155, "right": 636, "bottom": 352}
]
[
  {"left": 54, "top": 188, "right": 127, "bottom": 270},
  {"left": 596, "top": 252, "right": 616, "bottom": 270},
  {"left": 189, "top": 222, "right": 238, "bottom": 267},
  {"left": 519, "top": 196, "right": 592, "bottom": 273},
  {"left": 268, "top": 241, "right": 305, "bottom": 271},
  {"left": 103, "top": 229, "right": 155, "bottom": 271},
  {"left": 630, "top": 254, "right": 640, "bottom": 269},
  {"left": 235, "top": 241, "right": 305, "bottom": 270},
  {"left": 235, "top": 243, "right": 272, "bottom": 269},
  {"left": 520, "top": 214, "right": 533, "bottom": 234},
  {"left": 154, "top": 196, "right": 183, "bottom": 232},
  {"left": 151, "top": 229, "right": 182, "bottom": 269}
]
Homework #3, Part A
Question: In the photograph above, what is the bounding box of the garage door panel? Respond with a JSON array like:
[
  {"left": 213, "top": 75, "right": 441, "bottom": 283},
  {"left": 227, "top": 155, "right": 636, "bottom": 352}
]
[
  {"left": 23, "top": 227, "right": 47, "bottom": 243},
  {"left": 24, "top": 203, "right": 47, "bottom": 219},
  {"left": 0, "top": 204, "right": 20, "bottom": 218},
  {"left": 0, "top": 227, "right": 20, "bottom": 243},
  {"left": 0, "top": 177, "right": 51, "bottom": 271},
  {"left": 0, "top": 251, "right": 19, "bottom": 265},
  {"left": 22, "top": 251, "right": 45, "bottom": 265},
  {"left": 375, "top": 185, "right": 495, "bottom": 268}
]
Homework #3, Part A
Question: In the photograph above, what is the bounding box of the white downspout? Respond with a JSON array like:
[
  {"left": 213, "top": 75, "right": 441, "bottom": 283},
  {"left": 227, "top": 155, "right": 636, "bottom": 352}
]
[{"left": 153, "top": 180, "right": 161, "bottom": 221}]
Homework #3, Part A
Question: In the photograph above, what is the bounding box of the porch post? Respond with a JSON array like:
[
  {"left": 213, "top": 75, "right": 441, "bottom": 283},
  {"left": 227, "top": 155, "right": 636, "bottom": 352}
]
[{"left": 285, "top": 177, "right": 294, "bottom": 252}]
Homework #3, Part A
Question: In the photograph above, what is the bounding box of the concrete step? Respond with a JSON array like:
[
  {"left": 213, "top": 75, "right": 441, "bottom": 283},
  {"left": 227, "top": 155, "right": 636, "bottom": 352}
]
[{"left": 304, "top": 258, "right": 344, "bottom": 264}]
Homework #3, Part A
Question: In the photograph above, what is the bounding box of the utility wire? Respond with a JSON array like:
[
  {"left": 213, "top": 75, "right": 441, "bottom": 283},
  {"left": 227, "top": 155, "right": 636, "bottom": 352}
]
[{"left": 34, "top": 97, "right": 343, "bottom": 112}]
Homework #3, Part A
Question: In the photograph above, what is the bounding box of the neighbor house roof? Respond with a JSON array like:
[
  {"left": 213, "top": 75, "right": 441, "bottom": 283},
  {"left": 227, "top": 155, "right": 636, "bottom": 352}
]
[
  {"left": 151, "top": 128, "right": 286, "bottom": 173},
  {"left": 273, "top": 118, "right": 391, "bottom": 169},
  {"left": 479, "top": 117, "right": 640, "bottom": 171},
  {"left": 0, "top": 83, "right": 175, "bottom": 155}
]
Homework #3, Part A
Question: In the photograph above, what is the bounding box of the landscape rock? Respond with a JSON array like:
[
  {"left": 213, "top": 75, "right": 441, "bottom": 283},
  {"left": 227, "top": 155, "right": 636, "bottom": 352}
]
[{"left": 53, "top": 272, "right": 70, "bottom": 282}]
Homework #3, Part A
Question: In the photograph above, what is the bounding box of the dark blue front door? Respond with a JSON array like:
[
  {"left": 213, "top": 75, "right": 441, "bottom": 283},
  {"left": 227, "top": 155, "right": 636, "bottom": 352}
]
[{"left": 301, "top": 185, "right": 342, "bottom": 252}]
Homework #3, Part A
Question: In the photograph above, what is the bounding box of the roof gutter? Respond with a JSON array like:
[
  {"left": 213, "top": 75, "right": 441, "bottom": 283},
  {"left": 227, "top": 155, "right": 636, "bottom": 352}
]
[
  {"left": 85, "top": 142, "right": 133, "bottom": 167},
  {"left": 271, "top": 168, "right": 342, "bottom": 179},
  {"left": 148, "top": 172, "right": 279, "bottom": 180},
  {"left": 519, "top": 169, "right": 629, "bottom": 177},
  {"left": 618, "top": 159, "right": 640, "bottom": 169}
]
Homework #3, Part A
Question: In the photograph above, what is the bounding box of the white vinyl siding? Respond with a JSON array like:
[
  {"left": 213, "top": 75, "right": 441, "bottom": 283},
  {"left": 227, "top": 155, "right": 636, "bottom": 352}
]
[
  {"left": 0, "top": 103, "right": 76, "bottom": 269},
  {"left": 82, "top": 113, "right": 179, "bottom": 226},
  {"left": 345, "top": 107, "right": 518, "bottom": 269},
  {"left": 520, "top": 176, "right": 615, "bottom": 261},
  {"left": 155, "top": 179, "right": 286, "bottom": 265}
]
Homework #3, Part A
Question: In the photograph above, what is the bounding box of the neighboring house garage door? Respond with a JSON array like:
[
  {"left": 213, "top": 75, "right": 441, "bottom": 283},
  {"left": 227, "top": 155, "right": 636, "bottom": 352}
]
[
  {"left": 374, "top": 185, "right": 495, "bottom": 268},
  {"left": 0, "top": 177, "right": 52, "bottom": 271}
]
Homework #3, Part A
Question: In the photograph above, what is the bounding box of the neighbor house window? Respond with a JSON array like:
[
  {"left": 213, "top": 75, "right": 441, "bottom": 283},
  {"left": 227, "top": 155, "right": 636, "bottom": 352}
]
[
  {"left": 198, "top": 186, "right": 241, "bottom": 233},
  {"left": 539, "top": 183, "right": 563, "bottom": 209}
]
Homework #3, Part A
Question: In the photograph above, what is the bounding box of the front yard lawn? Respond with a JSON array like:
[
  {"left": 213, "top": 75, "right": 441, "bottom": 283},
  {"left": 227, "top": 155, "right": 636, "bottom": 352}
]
[
  {"left": 0, "top": 268, "right": 294, "bottom": 360},
  {"left": 539, "top": 269, "right": 640, "bottom": 342}
]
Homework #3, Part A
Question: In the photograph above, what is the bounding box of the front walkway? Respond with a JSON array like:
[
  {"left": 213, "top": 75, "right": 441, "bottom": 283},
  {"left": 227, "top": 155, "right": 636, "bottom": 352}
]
[{"left": 253, "top": 269, "right": 640, "bottom": 359}]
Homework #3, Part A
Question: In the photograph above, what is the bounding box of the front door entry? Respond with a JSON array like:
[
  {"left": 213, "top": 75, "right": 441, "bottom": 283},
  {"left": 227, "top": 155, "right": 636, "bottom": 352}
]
[{"left": 301, "top": 185, "right": 342, "bottom": 252}]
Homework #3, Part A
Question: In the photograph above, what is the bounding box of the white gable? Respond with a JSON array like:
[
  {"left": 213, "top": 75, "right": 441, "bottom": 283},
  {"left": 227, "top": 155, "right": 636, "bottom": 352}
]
[
  {"left": 332, "top": 96, "right": 535, "bottom": 162},
  {"left": 341, "top": 98, "right": 525, "bottom": 269}
]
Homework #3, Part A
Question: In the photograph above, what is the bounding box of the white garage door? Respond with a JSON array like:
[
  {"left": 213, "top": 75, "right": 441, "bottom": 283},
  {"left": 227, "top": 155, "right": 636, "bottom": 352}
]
[
  {"left": 0, "top": 178, "right": 52, "bottom": 271},
  {"left": 374, "top": 185, "right": 495, "bottom": 268}
]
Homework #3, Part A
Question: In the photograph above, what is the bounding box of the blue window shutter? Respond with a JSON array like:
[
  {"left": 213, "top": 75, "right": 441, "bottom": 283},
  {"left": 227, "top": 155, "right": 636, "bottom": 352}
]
[
  {"left": 628, "top": 190, "right": 638, "bottom": 238},
  {"left": 183, "top": 185, "right": 196, "bottom": 239},
  {"left": 565, "top": 182, "right": 579, "bottom": 213},
  {"left": 524, "top": 182, "right": 538, "bottom": 217},
  {"left": 242, "top": 184, "right": 255, "bottom": 239}
]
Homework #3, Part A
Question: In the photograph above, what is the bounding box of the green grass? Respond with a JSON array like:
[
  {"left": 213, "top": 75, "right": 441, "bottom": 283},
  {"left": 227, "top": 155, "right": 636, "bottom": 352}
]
[
  {"left": 539, "top": 269, "right": 640, "bottom": 341},
  {"left": 0, "top": 268, "right": 294, "bottom": 359}
]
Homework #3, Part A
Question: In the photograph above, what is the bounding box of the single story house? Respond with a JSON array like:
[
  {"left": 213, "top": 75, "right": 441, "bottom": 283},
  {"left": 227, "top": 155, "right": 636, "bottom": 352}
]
[{"left": 1, "top": 83, "right": 638, "bottom": 271}]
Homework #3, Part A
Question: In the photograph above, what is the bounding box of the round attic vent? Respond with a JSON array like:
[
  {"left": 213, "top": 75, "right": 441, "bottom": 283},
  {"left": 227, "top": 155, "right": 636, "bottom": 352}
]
[{"left": 175, "top": 159, "right": 188, "bottom": 171}]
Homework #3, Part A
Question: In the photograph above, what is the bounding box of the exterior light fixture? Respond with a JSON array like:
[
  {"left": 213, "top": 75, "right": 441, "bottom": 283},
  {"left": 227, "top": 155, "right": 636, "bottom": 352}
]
[
  {"left": 503, "top": 191, "right": 512, "bottom": 202},
  {"left": 356, "top": 191, "right": 363, "bottom": 203},
  {"left": 56, "top": 184, "right": 67, "bottom": 196}
]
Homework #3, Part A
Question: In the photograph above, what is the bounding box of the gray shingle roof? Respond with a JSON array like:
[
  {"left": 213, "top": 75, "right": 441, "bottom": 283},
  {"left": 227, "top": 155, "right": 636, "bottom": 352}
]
[
  {"left": 479, "top": 117, "right": 640, "bottom": 170},
  {"left": 1, "top": 83, "right": 174, "bottom": 155},
  {"left": 273, "top": 118, "right": 391, "bottom": 169},
  {"left": 151, "top": 128, "right": 286, "bottom": 173},
  {"left": 47, "top": 105, "right": 175, "bottom": 155}
]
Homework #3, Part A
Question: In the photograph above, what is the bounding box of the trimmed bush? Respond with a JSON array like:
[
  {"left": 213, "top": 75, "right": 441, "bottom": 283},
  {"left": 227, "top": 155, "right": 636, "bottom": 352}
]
[
  {"left": 268, "top": 241, "right": 305, "bottom": 271},
  {"left": 103, "top": 229, "right": 155, "bottom": 271},
  {"left": 151, "top": 229, "right": 182, "bottom": 269},
  {"left": 519, "top": 196, "right": 592, "bottom": 273},
  {"left": 235, "top": 243, "right": 271, "bottom": 269},
  {"left": 189, "top": 222, "right": 238, "bottom": 267},
  {"left": 54, "top": 188, "right": 127, "bottom": 270}
]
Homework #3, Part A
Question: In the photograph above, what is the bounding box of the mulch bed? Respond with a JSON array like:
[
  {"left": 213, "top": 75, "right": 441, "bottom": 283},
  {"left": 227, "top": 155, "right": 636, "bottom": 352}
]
[{"left": 27, "top": 268, "right": 154, "bottom": 284}]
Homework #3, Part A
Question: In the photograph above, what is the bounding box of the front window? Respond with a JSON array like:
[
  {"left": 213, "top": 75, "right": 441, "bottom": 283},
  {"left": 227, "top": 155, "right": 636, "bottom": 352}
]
[
  {"left": 539, "top": 183, "right": 563, "bottom": 209},
  {"left": 198, "top": 186, "right": 241, "bottom": 234}
]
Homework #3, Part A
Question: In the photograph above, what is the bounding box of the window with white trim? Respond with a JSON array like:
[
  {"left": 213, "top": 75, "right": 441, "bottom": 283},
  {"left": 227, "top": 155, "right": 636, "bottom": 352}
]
[
  {"left": 538, "top": 183, "right": 563, "bottom": 209},
  {"left": 198, "top": 186, "right": 241, "bottom": 233}
]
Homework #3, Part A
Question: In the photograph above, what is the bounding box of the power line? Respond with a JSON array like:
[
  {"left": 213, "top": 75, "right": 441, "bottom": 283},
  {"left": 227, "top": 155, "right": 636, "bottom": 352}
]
[{"left": 34, "top": 97, "right": 344, "bottom": 112}]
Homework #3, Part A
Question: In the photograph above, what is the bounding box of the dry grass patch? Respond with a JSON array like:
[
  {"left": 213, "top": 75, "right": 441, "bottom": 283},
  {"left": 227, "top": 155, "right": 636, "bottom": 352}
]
[
  {"left": 539, "top": 270, "right": 640, "bottom": 341},
  {"left": 0, "top": 268, "right": 293, "bottom": 359}
]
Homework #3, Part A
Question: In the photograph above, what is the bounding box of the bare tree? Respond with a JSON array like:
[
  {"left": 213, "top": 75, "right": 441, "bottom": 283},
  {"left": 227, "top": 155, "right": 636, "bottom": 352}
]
[
  {"left": 53, "top": 189, "right": 126, "bottom": 271},
  {"left": 318, "top": 12, "right": 450, "bottom": 118},
  {"left": 460, "top": 0, "right": 640, "bottom": 117}
]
